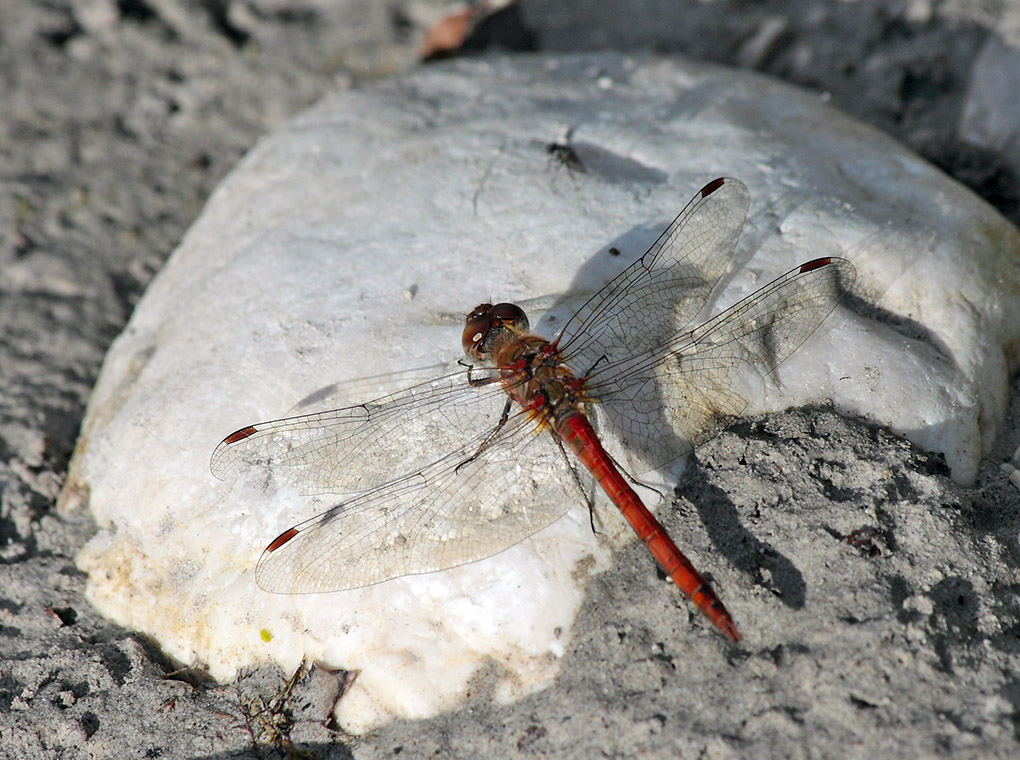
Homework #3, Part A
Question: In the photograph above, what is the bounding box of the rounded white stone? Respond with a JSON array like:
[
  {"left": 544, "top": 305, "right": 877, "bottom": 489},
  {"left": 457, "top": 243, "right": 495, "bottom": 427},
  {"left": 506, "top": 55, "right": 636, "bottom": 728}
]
[{"left": 64, "top": 54, "right": 1020, "bottom": 731}]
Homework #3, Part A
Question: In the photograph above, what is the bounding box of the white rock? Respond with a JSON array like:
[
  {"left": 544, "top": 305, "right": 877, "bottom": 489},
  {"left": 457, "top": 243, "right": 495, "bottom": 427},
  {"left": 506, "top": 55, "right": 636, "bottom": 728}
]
[{"left": 63, "top": 54, "right": 1020, "bottom": 731}]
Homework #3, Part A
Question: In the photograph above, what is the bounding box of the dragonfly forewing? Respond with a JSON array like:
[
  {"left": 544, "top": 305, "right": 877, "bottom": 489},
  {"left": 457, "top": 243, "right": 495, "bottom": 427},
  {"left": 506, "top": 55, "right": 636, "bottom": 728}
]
[
  {"left": 211, "top": 368, "right": 511, "bottom": 496},
  {"left": 557, "top": 177, "right": 750, "bottom": 377}
]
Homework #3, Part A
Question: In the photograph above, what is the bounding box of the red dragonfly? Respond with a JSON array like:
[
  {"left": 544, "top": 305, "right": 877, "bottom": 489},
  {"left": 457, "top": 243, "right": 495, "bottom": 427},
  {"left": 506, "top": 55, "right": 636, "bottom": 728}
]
[{"left": 211, "top": 177, "right": 855, "bottom": 643}]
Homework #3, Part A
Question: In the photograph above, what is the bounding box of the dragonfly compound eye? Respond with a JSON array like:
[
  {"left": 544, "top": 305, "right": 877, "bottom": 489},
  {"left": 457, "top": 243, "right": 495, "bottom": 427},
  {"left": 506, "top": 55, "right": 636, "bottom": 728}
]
[
  {"left": 463, "top": 303, "right": 494, "bottom": 358},
  {"left": 461, "top": 302, "right": 530, "bottom": 360},
  {"left": 487, "top": 303, "right": 529, "bottom": 332}
]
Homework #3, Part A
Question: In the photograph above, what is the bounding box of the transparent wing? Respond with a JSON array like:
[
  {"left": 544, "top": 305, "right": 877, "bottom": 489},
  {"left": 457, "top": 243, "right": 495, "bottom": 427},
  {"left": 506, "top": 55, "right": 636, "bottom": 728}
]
[
  {"left": 557, "top": 177, "right": 749, "bottom": 376},
  {"left": 253, "top": 409, "right": 582, "bottom": 593},
  {"left": 587, "top": 257, "right": 857, "bottom": 474},
  {"left": 210, "top": 368, "right": 512, "bottom": 496}
]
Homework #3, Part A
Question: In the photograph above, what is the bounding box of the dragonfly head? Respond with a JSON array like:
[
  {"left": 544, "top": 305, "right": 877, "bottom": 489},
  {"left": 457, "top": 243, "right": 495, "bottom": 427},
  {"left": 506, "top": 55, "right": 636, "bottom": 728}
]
[{"left": 462, "top": 302, "right": 530, "bottom": 361}]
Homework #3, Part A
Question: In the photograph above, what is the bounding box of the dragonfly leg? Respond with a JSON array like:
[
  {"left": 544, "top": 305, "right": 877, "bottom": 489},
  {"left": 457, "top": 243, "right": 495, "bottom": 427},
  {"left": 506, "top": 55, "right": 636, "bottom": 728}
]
[{"left": 454, "top": 396, "right": 515, "bottom": 474}]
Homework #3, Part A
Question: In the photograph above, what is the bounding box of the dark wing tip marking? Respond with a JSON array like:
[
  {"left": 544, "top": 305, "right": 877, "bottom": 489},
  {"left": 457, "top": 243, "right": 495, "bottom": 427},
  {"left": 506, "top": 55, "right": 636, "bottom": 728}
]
[
  {"left": 223, "top": 425, "right": 259, "bottom": 445},
  {"left": 701, "top": 177, "right": 727, "bottom": 197},
  {"left": 799, "top": 257, "right": 833, "bottom": 273},
  {"left": 266, "top": 527, "right": 300, "bottom": 553}
]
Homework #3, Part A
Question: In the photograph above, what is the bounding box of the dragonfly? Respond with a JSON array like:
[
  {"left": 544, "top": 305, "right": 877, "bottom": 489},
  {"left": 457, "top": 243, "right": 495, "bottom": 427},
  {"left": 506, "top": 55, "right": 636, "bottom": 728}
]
[{"left": 210, "top": 177, "right": 856, "bottom": 643}]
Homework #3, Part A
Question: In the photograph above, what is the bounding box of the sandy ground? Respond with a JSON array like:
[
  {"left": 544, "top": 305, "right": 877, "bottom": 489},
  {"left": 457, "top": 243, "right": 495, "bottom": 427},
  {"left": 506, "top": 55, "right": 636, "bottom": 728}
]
[{"left": 2, "top": 1, "right": 1019, "bottom": 758}]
